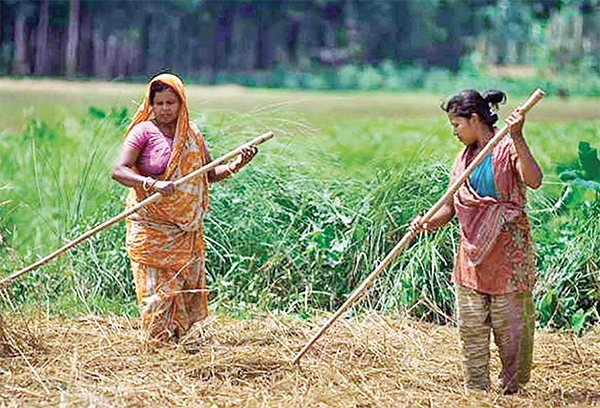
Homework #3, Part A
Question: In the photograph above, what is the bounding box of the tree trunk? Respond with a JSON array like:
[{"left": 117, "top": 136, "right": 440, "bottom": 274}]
[
  {"left": 92, "top": 22, "right": 107, "bottom": 78},
  {"left": 170, "top": 14, "right": 182, "bottom": 73},
  {"left": 35, "top": 0, "right": 50, "bottom": 75},
  {"left": 257, "top": 7, "right": 275, "bottom": 70},
  {"left": 140, "top": 13, "right": 152, "bottom": 75},
  {"left": 297, "top": 8, "right": 320, "bottom": 70},
  {"left": 212, "top": 3, "right": 232, "bottom": 75},
  {"left": 79, "top": 9, "right": 92, "bottom": 75},
  {"left": 145, "top": 13, "right": 169, "bottom": 75},
  {"left": 196, "top": 9, "right": 215, "bottom": 77},
  {"left": 12, "top": 2, "right": 29, "bottom": 75},
  {"left": 105, "top": 32, "right": 118, "bottom": 78},
  {"left": 231, "top": 5, "right": 258, "bottom": 71},
  {"left": 66, "top": 0, "right": 80, "bottom": 77}
]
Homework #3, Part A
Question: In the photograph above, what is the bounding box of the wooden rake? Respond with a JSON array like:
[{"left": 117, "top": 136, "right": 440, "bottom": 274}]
[
  {"left": 0, "top": 131, "right": 274, "bottom": 288},
  {"left": 292, "top": 89, "right": 546, "bottom": 364}
]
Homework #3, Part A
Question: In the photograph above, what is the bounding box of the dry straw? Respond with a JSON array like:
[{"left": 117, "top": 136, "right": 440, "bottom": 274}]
[{"left": 1, "top": 312, "right": 598, "bottom": 407}]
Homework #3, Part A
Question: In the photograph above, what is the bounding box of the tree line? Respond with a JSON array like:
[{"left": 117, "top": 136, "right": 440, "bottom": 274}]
[{"left": 0, "top": 0, "right": 598, "bottom": 81}]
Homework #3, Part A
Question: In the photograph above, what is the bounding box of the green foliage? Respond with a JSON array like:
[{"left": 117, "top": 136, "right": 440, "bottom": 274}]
[
  {"left": 1, "top": 102, "right": 598, "bottom": 334},
  {"left": 189, "top": 62, "right": 600, "bottom": 97},
  {"left": 0, "top": 106, "right": 131, "bottom": 315},
  {"left": 538, "top": 289, "right": 558, "bottom": 326},
  {"left": 204, "top": 157, "right": 456, "bottom": 323},
  {"left": 535, "top": 1, "right": 600, "bottom": 76},
  {"left": 559, "top": 141, "right": 600, "bottom": 192},
  {"left": 357, "top": 66, "right": 384, "bottom": 91},
  {"left": 337, "top": 64, "right": 360, "bottom": 90},
  {"left": 532, "top": 140, "right": 600, "bottom": 334}
]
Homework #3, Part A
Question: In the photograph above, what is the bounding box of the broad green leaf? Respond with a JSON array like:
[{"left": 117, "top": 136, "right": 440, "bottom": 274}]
[
  {"left": 559, "top": 170, "right": 579, "bottom": 182},
  {"left": 569, "top": 308, "right": 590, "bottom": 336},
  {"left": 578, "top": 141, "right": 600, "bottom": 181}
]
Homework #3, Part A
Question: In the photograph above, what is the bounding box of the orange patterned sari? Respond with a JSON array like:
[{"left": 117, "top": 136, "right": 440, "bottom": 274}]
[{"left": 124, "top": 74, "right": 211, "bottom": 342}]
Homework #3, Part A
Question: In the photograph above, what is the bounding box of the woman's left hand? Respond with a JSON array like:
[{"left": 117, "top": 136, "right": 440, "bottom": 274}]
[
  {"left": 230, "top": 146, "right": 258, "bottom": 172},
  {"left": 507, "top": 107, "right": 525, "bottom": 139}
]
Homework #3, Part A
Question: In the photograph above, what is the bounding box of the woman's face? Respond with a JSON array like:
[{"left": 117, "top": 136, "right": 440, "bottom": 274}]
[
  {"left": 448, "top": 113, "right": 478, "bottom": 146},
  {"left": 152, "top": 88, "right": 181, "bottom": 126}
]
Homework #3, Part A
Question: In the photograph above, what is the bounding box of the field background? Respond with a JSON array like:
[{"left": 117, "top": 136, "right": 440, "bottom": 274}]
[{"left": 1, "top": 79, "right": 599, "bottom": 407}]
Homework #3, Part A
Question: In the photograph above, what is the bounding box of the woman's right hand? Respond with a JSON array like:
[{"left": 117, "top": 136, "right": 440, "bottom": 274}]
[
  {"left": 409, "top": 215, "right": 430, "bottom": 234},
  {"left": 151, "top": 179, "right": 175, "bottom": 195}
]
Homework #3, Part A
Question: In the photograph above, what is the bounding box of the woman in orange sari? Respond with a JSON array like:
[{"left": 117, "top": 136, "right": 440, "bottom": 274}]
[
  {"left": 411, "top": 89, "right": 542, "bottom": 394},
  {"left": 112, "top": 73, "right": 256, "bottom": 343}
]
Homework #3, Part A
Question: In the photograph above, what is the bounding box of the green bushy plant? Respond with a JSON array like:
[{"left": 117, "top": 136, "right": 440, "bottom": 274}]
[
  {"left": 336, "top": 64, "right": 360, "bottom": 90},
  {"left": 2, "top": 106, "right": 598, "bottom": 334},
  {"left": 357, "top": 66, "right": 384, "bottom": 91},
  {"left": 533, "top": 141, "right": 600, "bottom": 334},
  {"left": 0, "top": 107, "right": 131, "bottom": 315}
]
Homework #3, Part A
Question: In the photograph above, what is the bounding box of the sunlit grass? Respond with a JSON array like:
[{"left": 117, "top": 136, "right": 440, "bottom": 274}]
[{"left": 0, "top": 80, "right": 598, "bottom": 332}]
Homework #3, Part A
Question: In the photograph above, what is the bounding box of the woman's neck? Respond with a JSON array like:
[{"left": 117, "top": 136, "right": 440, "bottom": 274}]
[
  {"left": 153, "top": 119, "right": 176, "bottom": 138},
  {"left": 472, "top": 124, "right": 495, "bottom": 153}
]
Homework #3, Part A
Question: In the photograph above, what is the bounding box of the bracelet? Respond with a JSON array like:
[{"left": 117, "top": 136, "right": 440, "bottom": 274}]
[
  {"left": 225, "top": 163, "right": 236, "bottom": 176},
  {"left": 142, "top": 177, "right": 153, "bottom": 191}
]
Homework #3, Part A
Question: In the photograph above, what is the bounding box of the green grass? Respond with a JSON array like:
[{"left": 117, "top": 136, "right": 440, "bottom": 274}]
[{"left": 0, "top": 79, "right": 598, "bottom": 333}]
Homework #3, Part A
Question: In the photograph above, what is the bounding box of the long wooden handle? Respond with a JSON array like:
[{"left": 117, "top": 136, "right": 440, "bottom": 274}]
[
  {"left": 292, "top": 89, "right": 545, "bottom": 364},
  {"left": 0, "top": 131, "right": 274, "bottom": 288}
]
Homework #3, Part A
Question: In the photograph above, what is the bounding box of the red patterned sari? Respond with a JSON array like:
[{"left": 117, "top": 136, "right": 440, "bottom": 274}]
[{"left": 450, "top": 137, "right": 536, "bottom": 295}]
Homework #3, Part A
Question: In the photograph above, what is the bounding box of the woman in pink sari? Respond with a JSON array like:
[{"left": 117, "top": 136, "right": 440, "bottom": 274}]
[
  {"left": 411, "top": 89, "right": 542, "bottom": 394},
  {"left": 112, "top": 74, "right": 256, "bottom": 344}
]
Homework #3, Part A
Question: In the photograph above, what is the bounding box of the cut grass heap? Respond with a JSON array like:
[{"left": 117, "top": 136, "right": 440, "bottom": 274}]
[{"left": 1, "top": 312, "right": 599, "bottom": 407}]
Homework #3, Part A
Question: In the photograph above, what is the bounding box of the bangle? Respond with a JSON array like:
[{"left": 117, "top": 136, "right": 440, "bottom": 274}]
[
  {"left": 142, "top": 177, "right": 153, "bottom": 191},
  {"left": 225, "top": 163, "right": 236, "bottom": 176}
]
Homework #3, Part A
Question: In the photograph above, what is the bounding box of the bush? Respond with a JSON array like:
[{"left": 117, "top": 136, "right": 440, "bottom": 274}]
[
  {"left": 336, "top": 64, "right": 360, "bottom": 90},
  {"left": 357, "top": 66, "right": 384, "bottom": 91},
  {"left": 2, "top": 107, "right": 598, "bottom": 334}
]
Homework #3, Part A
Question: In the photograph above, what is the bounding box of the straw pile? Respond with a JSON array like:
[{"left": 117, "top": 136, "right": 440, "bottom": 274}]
[{"left": 0, "top": 312, "right": 598, "bottom": 407}]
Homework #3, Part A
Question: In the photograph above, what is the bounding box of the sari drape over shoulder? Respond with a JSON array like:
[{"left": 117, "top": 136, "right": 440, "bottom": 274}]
[
  {"left": 450, "top": 137, "right": 536, "bottom": 295},
  {"left": 124, "top": 74, "right": 211, "bottom": 341}
]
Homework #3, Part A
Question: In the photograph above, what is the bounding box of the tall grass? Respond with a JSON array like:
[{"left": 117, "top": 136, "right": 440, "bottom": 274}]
[
  {"left": 0, "top": 107, "right": 134, "bottom": 314},
  {"left": 1, "top": 104, "right": 598, "bottom": 333}
]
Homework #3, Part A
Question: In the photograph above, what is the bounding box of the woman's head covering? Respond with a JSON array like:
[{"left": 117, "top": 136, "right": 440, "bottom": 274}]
[{"left": 125, "top": 73, "right": 203, "bottom": 180}]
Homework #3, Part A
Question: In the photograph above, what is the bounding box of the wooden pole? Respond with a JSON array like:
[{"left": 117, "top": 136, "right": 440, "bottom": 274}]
[
  {"left": 0, "top": 131, "right": 274, "bottom": 288},
  {"left": 292, "top": 89, "right": 545, "bottom": 364}
]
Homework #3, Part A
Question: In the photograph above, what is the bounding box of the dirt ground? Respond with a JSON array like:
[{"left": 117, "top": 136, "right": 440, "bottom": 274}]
[{"left": 0, "top": 312, "right": 599, "bottom": 408}]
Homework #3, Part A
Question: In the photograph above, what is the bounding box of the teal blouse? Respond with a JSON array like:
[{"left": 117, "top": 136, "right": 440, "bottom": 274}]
[{"left": 469, "top": 153, "right": 497, "bottom": 198}]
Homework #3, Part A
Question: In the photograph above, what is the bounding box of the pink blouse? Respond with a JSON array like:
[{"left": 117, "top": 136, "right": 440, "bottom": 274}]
[{"left": 124, "top": 121, "right": 173, "bottom": 176}]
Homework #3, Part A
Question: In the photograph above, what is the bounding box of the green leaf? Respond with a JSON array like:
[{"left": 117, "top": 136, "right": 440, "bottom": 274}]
[
  {"left": 578, "top": 141, "right": 600, "bottom": 181},
  {"left": 569, "top": 308, "right": 590, "bottom": 336},
  {"left": 88, "top": 107, "right": 106, "bottom": 119},
  {"left": 559, "top": 170, "right": 579, "bottom": 182},
  {"left": 573, "top": 178, "right": 600, "bottom": 191},
  {"left": 539, "top": 289, "right": 557, "bottom": 324}
]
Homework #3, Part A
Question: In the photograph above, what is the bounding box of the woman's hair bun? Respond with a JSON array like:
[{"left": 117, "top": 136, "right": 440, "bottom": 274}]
[{"left": 482, "top": 89, "right": 506, "bottom": 105}]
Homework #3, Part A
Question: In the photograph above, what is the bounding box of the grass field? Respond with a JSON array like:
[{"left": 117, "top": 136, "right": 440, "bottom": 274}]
[{"left": 1, "top": 79, "right": 599, "bottom": 407}]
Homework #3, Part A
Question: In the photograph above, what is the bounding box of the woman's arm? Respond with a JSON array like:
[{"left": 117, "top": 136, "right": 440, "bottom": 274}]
[
  {"left": 207, "top": 163, "right": 236, "bottom": 183},
  {"left": 112, "top": 144, "right": 174, "bottom": 194},
  {"left": 410, "top": 195, "right": 455, "bottom": 233},
  {"left": 207, "top": 146, "right": 258, "bottom": 183},
  {"left": 506, "top": 107, "right": 543, "bottom": 189}
]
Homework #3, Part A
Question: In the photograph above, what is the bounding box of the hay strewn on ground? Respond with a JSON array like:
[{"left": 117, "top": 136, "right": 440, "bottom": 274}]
[{"left": 0, "top": 312, "right": 599, "bottom": 408}]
